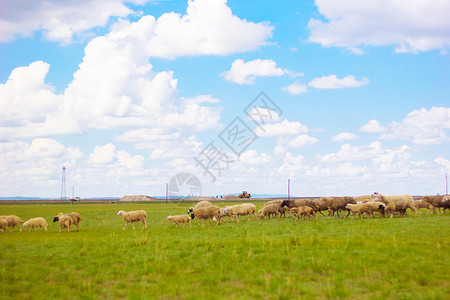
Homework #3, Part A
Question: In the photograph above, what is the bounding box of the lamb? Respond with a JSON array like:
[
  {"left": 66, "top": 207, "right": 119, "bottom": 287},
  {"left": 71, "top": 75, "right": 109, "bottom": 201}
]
[
  {"left": 0, "top": 215, "right": 24, "bottom": 232},
  {"left": 318, "top": 197, "right": 357, "bottom": 218},
  {"left": 230, "top": 203, "right": 256, "bottom": 222},
  {"left": 257, "top": 204, "right": 279, "bottom": 220},
  {"left": 414, "top": 200, "right": 436, "bottom": 214},
  {"left": 0, "top": 218, "right": 7, "bottom": 234},
  {"left": 166, "top": 215, "right": 192, "bottom": 228},
  {"left": 371, "top": 192, "right": 417, "bottom": 218},
  {"left": 287, "top": 206, "right": 317, "bottom": 224},
  {"left": 187, "top": 200, "right": 212, "bottom": 214},
  {"left": 190, "top": 205, "right": 221, "bottom": 226},
  {"left": 263, "top": 200, "right": 286, "bottom": 217},
  {"left": 53, "top": 212, "right": 81, "bottom": 232},
  {"left": 56, "top": 215, "right": 73, "bottom": 233},
  {"left": 117, "top": 210, "right": 148, "bottom": 231},
  {"left": 23, "top": 217, "right": 48, "bottom": 232},
  {"left": 422, "top": 195, "right": 449, "bottom": 214},
  {"left": 345, "top": 202, "right": 386, "bottom": 219},
  {"left": 281, "top": 199, "right": 323, "bottom": 216}
]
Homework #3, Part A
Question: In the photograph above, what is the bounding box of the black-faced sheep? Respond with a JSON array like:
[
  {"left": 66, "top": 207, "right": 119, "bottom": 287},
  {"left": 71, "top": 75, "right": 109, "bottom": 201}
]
[
  {"left": 0, "top": 215, "right": 24, "bottom": 232},
  {"left": 287, "top": 206, "right": 317, "bottom": 224},
  {"left": 371, "top": 192, "right": 417, "bottom": 218},
  {"left": 23, "top": 217, "right": 48, "bottom": 232},
  {"left": 187, "top": 200, "right": 212, "bottom": 214},
  {"left": 190, "top": 205, "right": 221, "bottom": 226},
  {"left": 117, "top": 210, "right": 148, "bottom": 231},
  {"left": 166, "top": 215, "right": 192, "bottom": 228},
  {"left": 230, "top": 203, "right": 256, "bottom": 222},
  {"left": 53, "top": 212, "right": 81, "bottom": 232},
  {"left": 257, "top": 204, "right": 279, "bottom": 220},
  {"left": 318, "top": 197, "right": 357, "bottom": 219}
]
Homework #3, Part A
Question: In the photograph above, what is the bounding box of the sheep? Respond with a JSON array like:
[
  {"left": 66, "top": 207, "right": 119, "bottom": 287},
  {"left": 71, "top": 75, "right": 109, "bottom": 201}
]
[
  {"left": 117, "top": 210, "right": 147, "bottom": 231},
  {"left": 0, "top": 215, "right": 24, "bottom": 232},
  {"left": 414, "top": 200, "right": 436, "bottom": 214},
  {"left": 371, "top": 192, "right": 417, "bottom": 218},
  {"left": 422, "top": 195, "right": 449, "bottom": 214},
  {"left": 166, "top": 215, "right": 192, "bottom": 228},
  {"left": 281, "top": 199, "right": 323, "bottom": 216},
  {"left": 53, "top": 212, "right": 81, "bottom": 232},
  {"left": 219, "top": 206, "right": 234, "bottom": 222},
  {"left": 354, "top": 195, "right": 374, "bottom": 203},
  {"left": 257, "top": 204, "right": 279, "bottom": 220},
  {"left": 263, "top": 200, "right": 286, "bottom": 217},
  {"left": 190, "top": 205, "right": 221, "bottom": 226},
  {"left": 22, "top": 217, "right": 48, "bottom": 232},
  {"left": 0, "top": 218, "right": 7, "bottom": 234},
  {"left": 443, "top": 196, "right": 450, "bottom": 213},
  {"left": 287, "top": 206, "right": 317, "bottom": 224},
  {"left": 230, "top": 203, "right": 256, "bottom": 222},
  {"left": 56, "top": 215, "right": 73, "bottom": 233},
  {"left": 318, "top": 197, "right": 357, "bottom": 218},
  {"left": 345, "top": 202, "right": 386, "bottom": 219},
  {"left": 187, "top": 200, "right": 212, "bottom": 214}
]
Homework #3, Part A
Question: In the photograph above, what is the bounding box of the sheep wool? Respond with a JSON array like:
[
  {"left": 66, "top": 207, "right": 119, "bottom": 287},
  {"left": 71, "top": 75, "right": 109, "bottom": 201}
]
[
  {"left": 190, "top": 205, "right": 221, "bottom": 226},
  {"left": 372, "top": 193, "right": 416, "bottom": 218},
  {"left": 23, "top": 217, "right": 48, "bottom": 232},
  {"left": 229, "top": 203, "right": 256, "bottom": 222},
  {"left": 0, "top": 218, "right": 7, "bottom": 234},
  {"left": 166, "top": 215, "right": 192, "bottom": 228},
  {"left": 257, "top": 204, "right": 279, "bottom": 220},
  {"left": 0, "top": 215, "right": 24, "bottom": 232},
  {"left": 117, "top": 210, "right": 148, "bottom": 231}
]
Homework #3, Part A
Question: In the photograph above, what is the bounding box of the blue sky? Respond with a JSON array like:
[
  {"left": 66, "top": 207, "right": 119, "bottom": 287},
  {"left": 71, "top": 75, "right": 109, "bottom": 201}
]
[{"left": 0, "top": 0, "right": 449, "bottom": 198}]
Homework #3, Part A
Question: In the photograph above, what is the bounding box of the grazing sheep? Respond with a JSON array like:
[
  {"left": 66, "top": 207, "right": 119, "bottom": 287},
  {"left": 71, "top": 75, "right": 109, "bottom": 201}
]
[
  {"left": 281, "top": 199, "right": 323, "bottom": 216},
  {"left": 190, "top": 205, "right": 221, "bottom": 226},
  {"left": 187, "top": 201, "right": 212, "bottom": 214},
  {"left": 56, "top": 215, "right": 73, "bottom": 233},
  {"left": 53, "top": 212, "right": 81, "bottom": 232},
  {"left": 0, "top": 218, "right": 7, "bottom": 234},
  {"left": 287, "top": 206, "right": 317, "bottom": 224},
  {"left": 219, "top": 206, "right": 234, "bottom": 222},
  {"left": 117, "top": 210, "right": 148, "bottom": 231},
  {"left": 230, "top": 203, "right": 256, "bottom": 222},
  {"left": 257, "top": 204, "right": 279, "bottom": 220},
  {"left": 263, "top": 200, "right": 286, "bottom": 217},
  {"left": 0, "top": 215, "right": 24, "bottom": 232},
  {"left": 414, "top": 200, "right": 436, "bottom": 214},
  {"left": 345, "top": 202, "right": 386, "bottom": 219},
  {"left": 371, "top": 192, "right": 417, "bottom": 218},
  {"left": 166, "top": 215, "right": 192, "bottom": 228},
  {"left": 23, "top": 217, "right": 48, "bottom": 232},
  {"left": 318, "top": 197, "right": 357, "bottom": 218},
  {"left": 422, "top": 195, "right": 449, "bottom": 214}
]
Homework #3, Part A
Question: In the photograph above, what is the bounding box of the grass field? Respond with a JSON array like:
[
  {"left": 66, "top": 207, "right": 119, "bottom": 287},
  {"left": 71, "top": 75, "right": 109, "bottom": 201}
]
[{"left": 0, "top": 201, "right": 449, "bottom": 299}]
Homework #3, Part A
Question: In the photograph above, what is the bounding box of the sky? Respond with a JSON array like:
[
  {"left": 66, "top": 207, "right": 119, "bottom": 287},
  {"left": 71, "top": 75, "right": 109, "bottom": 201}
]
[{"left": 0, "top": 0, "right": 449, "bottom": 198}]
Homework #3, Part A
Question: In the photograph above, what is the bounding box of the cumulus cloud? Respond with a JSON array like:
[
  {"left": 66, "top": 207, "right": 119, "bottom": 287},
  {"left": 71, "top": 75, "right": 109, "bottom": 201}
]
[
  {"left": 308, "top": 75, "right": 370, "bottom": 89},
  {"left": 308, "top": 0, "right": 450, "bottom": 53},
  {"left": 332, "top": 132, "right": 358, "bottom": 143},
  {"left": 282, "top": 81, "right": 308, "bottom": 95},
  {"left": 274, "top": 134, "right": 318, "bottom": 156},
  {"left": 360, "top": 119, "right": 387, "bottom": 133},
  {"left": 255, "top": 119, "right": 309, "bottom": 137},
  {"left": 239, "top": 150, "right": 272, "bottom": 165},
  {"left": 0, "top": 0, "right": 140, "bottom": 44},
  {"left": 221, "top": 59, "right": 299, "bottom": 84},
  {"left": 381, "top": 107, "right": 450, "bottom": 145}
]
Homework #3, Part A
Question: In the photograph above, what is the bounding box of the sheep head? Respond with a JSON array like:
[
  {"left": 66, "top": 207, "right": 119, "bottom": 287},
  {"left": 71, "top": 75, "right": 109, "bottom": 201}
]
[
  {"left": 281, "top": 200, "right": 293, "bottom": 208},
  {"left": 117, "top": 210, "right": 125, "bottom": 216},
  {"left": 53, "top": 216, "right": 59, "bottom": 223}
]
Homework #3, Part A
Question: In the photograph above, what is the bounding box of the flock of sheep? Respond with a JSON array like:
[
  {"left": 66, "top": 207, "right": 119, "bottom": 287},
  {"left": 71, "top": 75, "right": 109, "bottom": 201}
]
[{"left": 0, "top": 193, "right": 448, "bottom": 233}]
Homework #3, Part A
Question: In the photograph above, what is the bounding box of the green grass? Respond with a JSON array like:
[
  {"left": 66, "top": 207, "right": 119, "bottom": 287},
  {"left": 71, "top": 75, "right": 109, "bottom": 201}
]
[{"left": 0, "top": 202, "right": 449, "bottom": 299}]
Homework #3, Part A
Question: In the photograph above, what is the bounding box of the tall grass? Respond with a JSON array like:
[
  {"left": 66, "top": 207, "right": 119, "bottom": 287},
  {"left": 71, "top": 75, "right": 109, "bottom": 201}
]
[{"left": 0, "top": 202, "right": 448, "bottom": 299}]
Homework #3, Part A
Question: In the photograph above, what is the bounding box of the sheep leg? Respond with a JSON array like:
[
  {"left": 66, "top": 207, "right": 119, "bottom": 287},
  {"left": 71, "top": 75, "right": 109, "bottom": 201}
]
[
  {"left": 344, "top": 209, "right": 351, "bottom": 219},
  {"left": 318, "top": 210, "right": 326, "bottom": 217},
  {"left": 142, "top": 220, "right": 147, "bottom": 229},
  {"left": 131, "top": 223, "right": 136, "bottom": 231},
  {"left": 123, "top": 222, "right": 128, "bottom": 231}
]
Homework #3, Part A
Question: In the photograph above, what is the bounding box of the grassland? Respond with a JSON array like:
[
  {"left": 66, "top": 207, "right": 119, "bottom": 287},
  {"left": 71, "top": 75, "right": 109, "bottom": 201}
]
[{"left": 0, "top": 201, "right": 449, "bottom": 299}]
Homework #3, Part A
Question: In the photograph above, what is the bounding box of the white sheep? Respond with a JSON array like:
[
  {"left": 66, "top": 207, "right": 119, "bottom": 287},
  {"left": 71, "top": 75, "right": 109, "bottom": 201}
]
[
  {"left": 166, "top": 215, "right": 192, "bottom": 228},
  {"left": 0, "top": 218, "right": 7, "bottom": 234},
  {"left": 230, "top": 203, "right": 256, "bottom": 222},
  {"left": 371, "top": 193, "right": 417, "bottom": 218},
  {"left": 117, "top": 210, "right": 148, "bottom": 231},
  {"left": 0, "top": 215, "right": 24, "bottom": 232},
  {"left": 53, "top": 212, "right": 81, "bottom": 232},
  {"left": 257, "top": 204, "right": 279, "bottom": 220},
  {"left": 219, "top": 206, "right": 234, "bottom": 222},
  {"left": 56, "top": 215, "right": 73, "bottom": 233},
  {"left": 187, "top": 201, "right": 212, "bottom": 214},
  {"left": 23, "top": 217, "right": 48, "bottom": 232}
]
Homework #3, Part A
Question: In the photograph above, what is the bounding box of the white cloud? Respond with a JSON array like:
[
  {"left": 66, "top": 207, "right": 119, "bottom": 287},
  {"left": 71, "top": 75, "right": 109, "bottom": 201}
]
[
  {"left": 282, "top": 81, "right": 307, "bottom": 95},
  {"left": 88, "top": 144, "right": 117, "bottom": 164},
  {"left": 308, "top": 75, "right": 370, "bottom": 89},
  {"left": 240, "top": 150, "right": 272, "bottom": 165},
  {"left": 434, "top": 157, "right": 450, "bottom": 172},
  {"left": 255, "top": 119, "right": 309, "bottom": 137},
  {"left": 0, "top": 0, "right": 139, "bottom": 44},
  {"left": 308, "top": 0, "right": 450, "bottom": 53},
  {"left": 222, "top": 59, "right": 299, "bottom": 85},
  {"left": 332, "top": 132, "right": 358, "bottom": 143},
  {"left": 360, "top": 119, "right": 387, "bottom": 133},
  {"left": 381, "top": 107, "right": 450, "bottom": 145}
]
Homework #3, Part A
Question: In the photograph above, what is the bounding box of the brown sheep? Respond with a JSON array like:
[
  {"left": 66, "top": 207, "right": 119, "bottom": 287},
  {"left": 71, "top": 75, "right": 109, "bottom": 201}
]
[
  {"left": 0, "top": 218, "right": 7, "bottom": 234},
  {"left": 414, "top": 200, "right": 436, "bottom": 214},
  {"left": 257, "top": 204, "right": 280, "bottom": 220},
  {"left": 318, "top": 197, "right": 357, "bottom": 218},
  {"left": 422, "top": 195, "right": 449, "bottom": 214},
  {"left": 287, "top": 206, "right": 317, "bottom": 224},
  {"left": 281, "top": 199, "right": 324, "bottom": 216}
]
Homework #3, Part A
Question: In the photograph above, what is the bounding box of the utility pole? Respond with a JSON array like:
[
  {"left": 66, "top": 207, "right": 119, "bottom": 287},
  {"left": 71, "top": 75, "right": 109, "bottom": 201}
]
[
  {"left": 446, "top": 173, "right": 448, "bottom": 195},
  {"left": 166, "top": 183, "right": 168, "bottom": 204}
]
